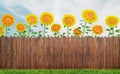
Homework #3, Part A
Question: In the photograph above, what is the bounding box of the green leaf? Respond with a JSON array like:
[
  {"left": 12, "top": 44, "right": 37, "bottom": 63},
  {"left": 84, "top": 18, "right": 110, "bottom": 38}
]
[
  {"left": 39, "top": 31, "right": 42, "bottom": 33},
  {"left": 7, "top": 28, "right": 10, "bottom": 30},
  {"left": 87, "top": 29, "right": 92, "bottom": 31},
  {"left": 32, "top": 32, "right": 37, "bottom": 34},
  {"left": 54, "top": 33, "right": 57, "bottom": 35},
  {"left": 63, "top": 33, "right": 66, "bottom": 35},
  {"left": 117, "top": 34, "right": 120, "bottom": 36},
  {"left": 78, "top": 27, "right": 81, "bottom": 29},
  {"left": 86, "top": 26, "right": 90, "bottom": 28},
  {"left": 46, "top": 27, "right": 48, "bottom": 29},
  {"left": 109, "top": 33, "right": 113, "bottom": 35},
  {"left": 38, "top": 34, "right": 42, "bottom": 37},
  {"left": 89, "top": 22, "right": 92, "bottom": 24},
  {"left": 33, "top": 26, "right": 37, "bottom": 27},
  {"left": 30, "top": 29, "right": 32, "bottom": 31},
  {"left": 69, "top": 29, "right": 72, "bottom": 31},
  {"left": 14, "top": 33, "right": 17, "bottom": 35},
  {"left": 106, "top": 28, "right": 110, "bottom": 31},
  {"left": 79, "top": 23, "right": 83, "bottom": 25},
  {"left": 115, "top": 30, "right": 120, "bottom": 32},
  {"left": 23, "top": 31, "right": 26, "bottom": 33},
  {"left": 85, "top": 32, "right": 88, "bottom": 34},
  {"left": 82, "top": 25, "right": 84, "bottom": 27}
]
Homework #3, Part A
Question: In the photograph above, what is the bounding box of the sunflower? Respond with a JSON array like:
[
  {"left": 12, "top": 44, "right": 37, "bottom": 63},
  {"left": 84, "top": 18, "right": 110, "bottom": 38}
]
[
  {"left": 51, "top": 24, "right": 61, "bottom": 33},
  {"left": 105, "top": 16, "right": 119, "bottom": 28},
  {"left": 62, "top": 14, "right": 76, "bottom": 27},
  {"left": 26, "top": 14, "right": 38, "bottom": 26},
  {"left": 0, "top": 26, "right": 4, "bottom": 36},
  {"left": 2, "top": 14, "right": 14, "bottom": 27},
  {"left": 73, "top": 28, "right": 82, "bottom": 36},
  {"left": 92, "top": 25, "right": 103, "bottom": 35},
  {"left": 82, "top": 9, "right": 98, "bottom": 23},
  {"left": 40, "top": 12, "right": 54, "bottom": 26},
  {"left": 16, "top": 23, "right": 26, "bottom": 32}
]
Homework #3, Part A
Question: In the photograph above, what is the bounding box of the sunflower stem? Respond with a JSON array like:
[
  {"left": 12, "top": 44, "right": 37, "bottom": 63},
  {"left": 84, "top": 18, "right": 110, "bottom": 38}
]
[
  {"left": 5, "top": 26, "right": 7, "bottom": 36},
  {"left": 28, "top": 26, "right": 30, "bottom": 37},
  {"left": 82, "top": 22, "right": 87, "bottom": 37},
  {"left": 111, "top": 28, "right": 114, "bottom": 37},
  {"left": 43, "top": 25, "right": 45, "bottom": 37},
  {"left": 19, "top": 32, "right": 21, "bottom": 37},
  {"left": 58, "top": 32, "right": 59, "bottom": 37},
  {"left": 67, "top": 27, "right": 69, "bottom": 37}
]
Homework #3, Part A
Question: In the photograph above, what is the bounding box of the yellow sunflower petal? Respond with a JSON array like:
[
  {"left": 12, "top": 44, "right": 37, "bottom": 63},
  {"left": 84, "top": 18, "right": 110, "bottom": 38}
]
[
  {"left": 62, "top": 14, "right": 76, "bottom": 27},
  {"left": 26, "top": 14, "right": 38, "bottom": 26},
  {"left": 105, "top": 16, "right": 119, "bottom": 28},
  {"left": 40, "top": 12, "right": 54, "bottom": 26},
  {"left": 16, "top": 23, "right": 26, "bottom": 32},
  {"left": 82, "top": 9, "right": 98, "bottom": 23},
  {"left": 51, "top": 23, "right": 61, "bottom": 33},
  {"left": 0, "top": 26, "right": 4, "bottom": 36},
  {"left": 2, "top": 14, "right": 15, "bottom": 27},
  {"left": 92, "top": 25, "right": 103, "bottom": 35}
]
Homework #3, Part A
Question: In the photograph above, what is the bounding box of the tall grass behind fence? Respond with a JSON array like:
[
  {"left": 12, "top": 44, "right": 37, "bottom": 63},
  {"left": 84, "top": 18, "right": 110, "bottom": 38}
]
[{"left": 0, "top": 37, "right": 120, "bottom": 69}]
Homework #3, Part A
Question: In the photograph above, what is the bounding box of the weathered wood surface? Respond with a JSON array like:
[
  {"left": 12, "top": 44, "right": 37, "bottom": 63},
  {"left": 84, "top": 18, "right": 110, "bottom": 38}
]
[{"left": 0, "top": 37, "right": 120, "bottom": 69}]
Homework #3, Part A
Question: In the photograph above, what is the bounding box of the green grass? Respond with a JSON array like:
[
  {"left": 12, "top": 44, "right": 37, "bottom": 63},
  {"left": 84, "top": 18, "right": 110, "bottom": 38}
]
[{"left": 0, "top": 69, "right": 120, "bottom": 74}]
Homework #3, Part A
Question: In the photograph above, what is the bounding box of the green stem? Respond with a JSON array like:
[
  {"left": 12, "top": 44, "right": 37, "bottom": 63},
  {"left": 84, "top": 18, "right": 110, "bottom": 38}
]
[
  {"left": 19, "top": 32, "right": 21, "bottom": 37},
  {"left": 43, "top": 25, "right": 45, "bottom": 37},
  {"left": 28, "top": 26, "right": 30, "bottom": 37},
  {"left": 58, "top": 32, "right": 59, "bottom": 37},
  {"left": 67, "top": 27, "right": 69, "bottom": 37},
  {"left": 82, "top": 22, "right": 87, "bottom": 37},
  {"left": 5, "top": 26, "right": 7, "bottom": 36},
  {"left": 112, "top": 28, "right": 114, "bottom": 37}
]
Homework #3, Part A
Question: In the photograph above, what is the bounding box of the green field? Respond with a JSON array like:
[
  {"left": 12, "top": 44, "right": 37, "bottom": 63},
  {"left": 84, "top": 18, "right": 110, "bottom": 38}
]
[{"left": 0, "top": 69, "right": 120, "bottom": 74}]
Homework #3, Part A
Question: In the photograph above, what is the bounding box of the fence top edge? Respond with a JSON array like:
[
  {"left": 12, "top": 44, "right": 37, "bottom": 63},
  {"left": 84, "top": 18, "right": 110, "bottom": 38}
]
[{"left": 0, "top": 37, "right": 120, "bottom": 39}]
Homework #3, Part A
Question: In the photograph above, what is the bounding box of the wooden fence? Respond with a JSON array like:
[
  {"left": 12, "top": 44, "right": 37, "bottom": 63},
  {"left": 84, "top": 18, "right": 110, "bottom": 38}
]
[{"left": 0, "top": 37, "right": 120, "bottom": 69}]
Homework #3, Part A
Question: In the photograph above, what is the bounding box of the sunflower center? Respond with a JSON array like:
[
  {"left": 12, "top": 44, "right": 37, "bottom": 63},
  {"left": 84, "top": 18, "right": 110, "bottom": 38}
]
[
  {"left": 18, "top": 25, "right": 24, "bottom": 30},
  {"left": 43, "top": 16, "right": 51, "bottom": 22},
  {"left": 94, "top": 27, "right": 102, "bottom": 32},
  {"left": 54, "top": 26, "right": 59, "bottom": 30},
  {"left": 4, "top": 17, "right": 12, "bottom": 24},
  {"left": 109, "top": 18, "right": 116, "bottom": 25},
  {"left": 29, "top": 17, "right": 36, "bottom": 23},
  {"left": 65, "top": 18, "right": 73, "bottom": 24},
  {"left": 86, "top": 12, "right": 94, "bottom": 20}
]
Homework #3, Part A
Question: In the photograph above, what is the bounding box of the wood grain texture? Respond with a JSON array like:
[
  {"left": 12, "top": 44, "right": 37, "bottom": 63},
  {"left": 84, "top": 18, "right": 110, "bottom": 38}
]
[{"left": 0, "top": 37, "right": 120, "bottom": 69}]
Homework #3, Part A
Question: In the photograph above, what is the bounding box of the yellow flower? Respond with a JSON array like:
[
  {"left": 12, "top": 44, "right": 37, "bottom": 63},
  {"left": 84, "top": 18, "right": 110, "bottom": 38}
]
[
  {"left": 105, "top": 16, "right": 119, "bottom": 28},
  {"left": 40, "top": 12, "right": 54, "bottom": 26},
  {"left": 16, "top": 23, "right": 26, "bottom": 32},
  {"left": 2, "top": 14, "right": 15, "bottom": 27},
  {"left": 82, "top": 9, "right": 98, "bottom": 23},
  {"left": 51, "top": 24, "right": 61, "bottom": 33},
  {"left": 92, "top": 25, "right": 103, "bottom": 35},
  {"left": 62, "top": 14, "right": 76, "bottom": 27},
  {"left": 73, "top": 28, "right": 82, "bottom": 36},
  {"left": 26, "top": 14, "right": 38, "bottom": 26},
  {"left": 0, "top": 26, "right": 4, "bottom": 36}
]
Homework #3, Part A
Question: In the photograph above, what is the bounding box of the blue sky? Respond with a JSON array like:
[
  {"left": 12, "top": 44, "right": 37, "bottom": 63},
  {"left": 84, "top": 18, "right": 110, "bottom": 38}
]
[{"left": 0, "top": 0, "right": 120, "bottom": 36}]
